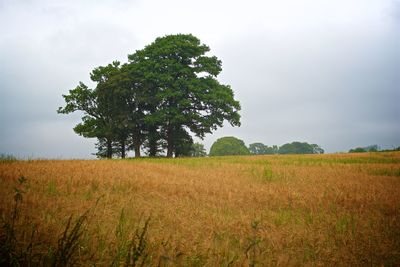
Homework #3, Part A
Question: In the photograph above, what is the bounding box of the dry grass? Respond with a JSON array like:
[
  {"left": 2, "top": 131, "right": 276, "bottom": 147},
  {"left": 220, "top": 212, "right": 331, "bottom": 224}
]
[{"left": 1, "top": 152, "right": 399, "bottom": 266}]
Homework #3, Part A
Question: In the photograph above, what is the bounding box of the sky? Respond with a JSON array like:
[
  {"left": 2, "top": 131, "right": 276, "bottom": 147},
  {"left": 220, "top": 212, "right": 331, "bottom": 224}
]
[{"left": 0, "top": 0, "right": 399, "bottom": 158}]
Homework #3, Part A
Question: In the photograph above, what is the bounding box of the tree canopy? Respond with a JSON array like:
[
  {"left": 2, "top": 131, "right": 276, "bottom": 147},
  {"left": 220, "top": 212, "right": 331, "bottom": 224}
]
[
  {"left": 209, "top": 136, "right": 250, "bottom": 156},
  {"left": 248, "top": 141, "right": 323, "bottom": 155},
  {"left": 248, "top": 143, "right": 278, "bottom": 155},
  {"left": 349, "top": 145, "right": 379, "bottom": 153},
  {"left": 58, "top": 34, "right": 241, "bottom": 158},
  {"left": 128, "top": 34, "right": 240, "bottom": 157},
  {"left": 278, "top": 142, "right": 324, "bottom": 154}
]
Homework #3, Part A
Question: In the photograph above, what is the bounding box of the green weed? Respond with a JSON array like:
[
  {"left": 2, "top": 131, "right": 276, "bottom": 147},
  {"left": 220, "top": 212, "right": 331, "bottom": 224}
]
[
  {"left": 111, "top": 209, "right": 151, "bottom": 267},
  {"left": 245, "top": 220, "right": 263, "bottom": 267},
  {"left": 45, "top": 179, "right": 58, "bottom": 197}
]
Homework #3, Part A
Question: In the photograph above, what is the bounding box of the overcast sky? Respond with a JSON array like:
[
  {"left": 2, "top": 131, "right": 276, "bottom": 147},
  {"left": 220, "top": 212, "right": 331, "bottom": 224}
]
[{"left": 1, "top": 0, "right": 399, "bottom": 158}]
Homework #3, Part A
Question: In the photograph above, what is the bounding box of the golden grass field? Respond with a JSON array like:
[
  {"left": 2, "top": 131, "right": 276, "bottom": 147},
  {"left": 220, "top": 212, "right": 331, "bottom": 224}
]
[{"left": 1, "top": 152, "right": 400, "bottom": 266}]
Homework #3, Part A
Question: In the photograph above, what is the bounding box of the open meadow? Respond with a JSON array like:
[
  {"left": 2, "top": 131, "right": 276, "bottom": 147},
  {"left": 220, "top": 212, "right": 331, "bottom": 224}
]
[{"left": 1, "top": 152, "right": 399, "bottom": 266}]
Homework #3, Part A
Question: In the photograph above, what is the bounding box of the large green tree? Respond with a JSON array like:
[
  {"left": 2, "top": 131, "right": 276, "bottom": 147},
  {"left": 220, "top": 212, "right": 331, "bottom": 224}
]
[
  {"left": 58, "top": 34, "right": 241, "bottom": 158},
  {"left": 209, "top": 136, "right": 250, "bottom": 156},
  {"left": 58, "top": 61, "right": 131, "bottom": 158},
  {"left": 128, "top": 34, "right": 241, "bottom": 157}
]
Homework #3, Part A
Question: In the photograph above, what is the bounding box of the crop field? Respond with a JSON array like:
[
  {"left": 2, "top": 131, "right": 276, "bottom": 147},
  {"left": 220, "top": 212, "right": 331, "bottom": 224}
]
[{"left": 1, "top": 152, "right": 400, "bottom": 266}]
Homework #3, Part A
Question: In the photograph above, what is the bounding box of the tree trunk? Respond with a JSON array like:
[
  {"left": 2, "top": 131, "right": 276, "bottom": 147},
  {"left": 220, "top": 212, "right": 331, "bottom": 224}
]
[
  {"left": 120, "top": 139, "right": 126, "bottom": 159},
  {"left": 166, "top": 146, "right": 173, "bottom": 157},
  {"left": 132, "top": 128, "right": 142, "bottom": 158},
  {"left": 134, "top": 139, "right": 141, "bottom": 158},
  {"left": 149, "top": 143, "right": 157, "bottom": 157},
  {"left": 166, "top": 125, "right": 174, "bottom": 158},
  {"left": 106, "top": 138, "right": 112, "bottom": 159},
  {"left": 148, "top": 126, "right": 158, "bottom": 157}
]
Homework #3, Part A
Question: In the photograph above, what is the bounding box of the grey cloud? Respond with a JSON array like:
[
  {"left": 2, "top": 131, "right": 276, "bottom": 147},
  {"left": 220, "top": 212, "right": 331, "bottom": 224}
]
[{"left": 1, "top": 0, "right": 399, "bottom": 158}]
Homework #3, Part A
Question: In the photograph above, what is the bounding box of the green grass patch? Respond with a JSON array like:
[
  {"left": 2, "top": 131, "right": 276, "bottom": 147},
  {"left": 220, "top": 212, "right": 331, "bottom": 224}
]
[
  {"left": 250, "top": 164, "right": 280, "bottom": 183},
  {"left": 370, "top": 168, "right": 400, "bottom": 177},
  {"left": 279, "top": 155, "right": 400, "bottom": 166},
  {"left": 273, "top": 209, "right": 299, "bottom": 226},
  {"left": 335, "top": 214, "right": 357, "bottom": 235},
  {"left": 45, "top": 179, "right": 58, "bottom": 197}
]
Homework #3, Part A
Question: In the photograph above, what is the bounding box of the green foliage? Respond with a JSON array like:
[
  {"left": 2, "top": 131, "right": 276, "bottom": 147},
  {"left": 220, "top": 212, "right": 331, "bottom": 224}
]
[
  {"left": 0, "top": 154, "right": 17, "bottom": 163},
  {"left": 190, "top": 143, "right": 207, "bottom": 157},
  {"left": 349, "top": 147, "right": 367, "bottom": 153},
  {"left": 248, "top": 142, "right": 324, "bottom": 155},
  {"left": 129, "top": 34, "right": 241, "bottom": 157},
  {"left": 263, "top": 167, "right": 275, "bottom": 182},
  {"left": 349, "top": 145, "right": 379, "bottom": 153},
  {"left": 278, "top": 142, "right": 324, "bottom": 154},
  {"left": 245, "top": 220, "right": 263, "bottom": 267},
  {"left": 58, "top": 34, "right": 241, "bottom": 158},
  {"left": 48, "top": 211, "right": 89, "bottom": 266},
  {"left": 112, "top": 209, "right": 151, "bottom": 266},
  {"left": 57, "top": 62, "right": 131, "bottom": 158},
  {"left": 209, "top": 136, "right": 250, "bottom": 156},
  {"left": 0, "top": 176, "right": 29, "bottom": 267},
  {"left": 248, "top": 143, "right": 278, "bottom": 155}
]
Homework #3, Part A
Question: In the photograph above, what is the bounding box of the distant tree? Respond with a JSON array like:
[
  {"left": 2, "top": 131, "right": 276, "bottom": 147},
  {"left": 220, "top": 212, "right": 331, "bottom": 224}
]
[
  {"left": 377, "top": 146, "right": 400, "bottom": 152},
  {"left": 349, "top": 147, "right": 367, "bottom": 153},
  {"left": 365, "top": 145, "right": 379, "bottom": 152},
  {"left": 249, "top": 143, "right": 266, "bottom": 155},
  {"left": 248, "top": 143, "right": 277, "bottom": 155},
  {"left": 348, "top": 145, "right": 379, "bottom": 153},
  {"left": 0, "top": 154, "right": 17, "bottom": 161},
  {"left": 311, "top": 144, "right": 324, "bottom": 154},
  {"left": 278, "top": 141, "right": 323, "bottom": 154},
  {"left": 209, "top": 137, "right": 250, "bottom": 156},
  {"left": 191, "top": 143, "right": 207, "bottom": 157}
]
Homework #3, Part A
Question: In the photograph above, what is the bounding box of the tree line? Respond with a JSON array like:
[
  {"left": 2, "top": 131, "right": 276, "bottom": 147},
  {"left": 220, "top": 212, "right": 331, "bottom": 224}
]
[
  {"left": 348, "top": 145, "right": 400, "bottom": 153},
  {"left": 208, "top": 137, "right": 325, "bottom": 156},
  {"left": 58, "top": 34, "right": 241, "bottom": 158}
]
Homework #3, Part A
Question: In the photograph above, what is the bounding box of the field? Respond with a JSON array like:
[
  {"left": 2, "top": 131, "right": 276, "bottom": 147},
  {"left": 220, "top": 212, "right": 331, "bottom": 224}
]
[{"left": 1, "top": 152, "right": 400, "bottom": 266}]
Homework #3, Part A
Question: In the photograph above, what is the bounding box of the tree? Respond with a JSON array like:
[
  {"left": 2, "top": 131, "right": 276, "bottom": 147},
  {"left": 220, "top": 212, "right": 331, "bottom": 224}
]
[
  {"left": 128, "top": 34, "right": 241, "bottom": 157},
  {"left": 278, "top": 141, "right": 323, "bottom": 154},
  {"left": 209, "top": 136, "right": 250, "bottom": 156},
  {"left": 58, "top": 34, "right": 241, "bottom": 158},
  {"left": 93, "top": 138, "right": 123, "bottom": 158},
  {"left": 365, "top": 145, "right": 379, "bottom": 152},
  {"left": 57, "top": 82, "right": 112, "bottom": 157},
  {"left": 348, "top": 145, "right": 380, "bottom": 153},
  {"left": 174, "top": 127, "right": 194, "bottom": 157},
  {"left": 116, "top": 63, "right": 147, "bottom": 158},
  {"left": 58, "top": 61, "right": 133, "bottom": 158},
  {"left": 249, "top": 143, "right": 278, "bottom": 155},
  {"left": 92, "top": 62, "right": 131, "bottom": 158},
  {"left": 266, "top": 145, "right": 279, "bottom": 154},
  {"left": 249, "top": 143, "right": 266, "bottom": 155},
  {"left": 311, "top": 144, "right": 324, "bottom": 154},
  {"left": 190, "top": 143, "right": 207, "bottom": 157},
  {"left": 349, "top": 147, "right": 366, "bottom": 153}
]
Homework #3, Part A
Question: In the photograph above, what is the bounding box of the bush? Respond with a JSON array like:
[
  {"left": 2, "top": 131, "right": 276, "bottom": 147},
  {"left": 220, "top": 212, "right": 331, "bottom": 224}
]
[{"left": 209, "top": 137, "right": 250, "bottom": 156}]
